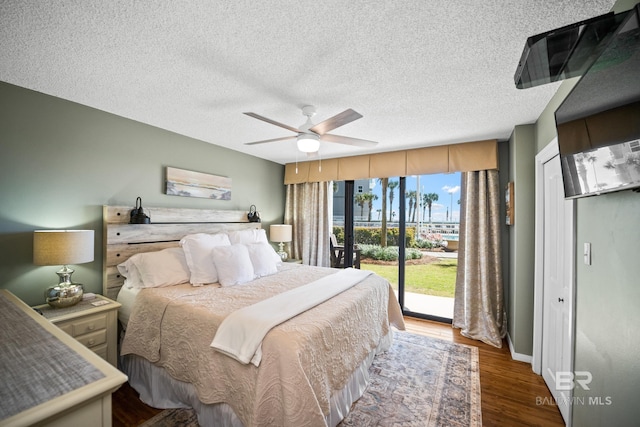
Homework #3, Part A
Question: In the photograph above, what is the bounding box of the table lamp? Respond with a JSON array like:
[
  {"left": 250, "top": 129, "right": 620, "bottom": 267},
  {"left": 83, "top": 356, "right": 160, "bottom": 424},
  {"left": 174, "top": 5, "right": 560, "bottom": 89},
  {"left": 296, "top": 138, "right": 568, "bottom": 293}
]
[
  {"left": 270, "top": 224, "right": 292, "bottom": 261},
  {"left": 34, "top": 230, "right": 94, "bottom": 308}
]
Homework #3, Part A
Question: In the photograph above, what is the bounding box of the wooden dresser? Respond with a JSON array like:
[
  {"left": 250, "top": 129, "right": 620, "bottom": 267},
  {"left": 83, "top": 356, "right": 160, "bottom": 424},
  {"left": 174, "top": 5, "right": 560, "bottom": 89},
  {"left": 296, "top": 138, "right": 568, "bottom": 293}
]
[{"left": 0, "top": 290, "right": 127, "bottom": 427}]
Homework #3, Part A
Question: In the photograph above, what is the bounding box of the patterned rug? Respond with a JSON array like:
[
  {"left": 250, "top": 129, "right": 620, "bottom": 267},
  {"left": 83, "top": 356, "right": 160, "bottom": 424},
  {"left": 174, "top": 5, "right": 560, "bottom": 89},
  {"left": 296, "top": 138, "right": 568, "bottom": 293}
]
[{"left": 140, "top": 332, "right": 481, "bottom": 426}]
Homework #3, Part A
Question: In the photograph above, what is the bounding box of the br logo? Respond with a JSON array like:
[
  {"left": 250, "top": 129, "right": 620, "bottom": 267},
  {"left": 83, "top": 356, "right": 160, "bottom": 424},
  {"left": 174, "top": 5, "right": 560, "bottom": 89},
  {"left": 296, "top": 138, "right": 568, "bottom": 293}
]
[{"left": 555, "top": 371, "right": 593, "bottom": 391}]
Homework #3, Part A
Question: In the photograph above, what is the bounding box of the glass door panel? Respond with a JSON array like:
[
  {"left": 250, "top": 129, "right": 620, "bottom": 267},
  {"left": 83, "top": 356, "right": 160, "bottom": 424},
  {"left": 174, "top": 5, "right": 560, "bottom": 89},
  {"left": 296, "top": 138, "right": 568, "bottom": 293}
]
[
  {"left": 332, "top": 173, "right": 460, "bottom": 322},
  {"left": 402, "top": 173, "right": 460, "bottom": 321}
]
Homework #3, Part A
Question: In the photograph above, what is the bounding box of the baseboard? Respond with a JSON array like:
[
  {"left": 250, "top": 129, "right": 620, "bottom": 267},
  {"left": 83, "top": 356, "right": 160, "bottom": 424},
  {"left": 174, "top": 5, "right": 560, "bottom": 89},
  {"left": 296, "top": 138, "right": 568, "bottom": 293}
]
[{"left": 507, "top": 333, "right": 533, "bottom": 364}]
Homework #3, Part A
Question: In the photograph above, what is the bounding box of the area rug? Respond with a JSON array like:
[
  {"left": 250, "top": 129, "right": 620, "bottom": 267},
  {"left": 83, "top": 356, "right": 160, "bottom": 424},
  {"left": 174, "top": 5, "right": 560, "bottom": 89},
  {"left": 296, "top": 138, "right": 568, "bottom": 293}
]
[{"left": 140, "top": 332, "right": 481, "bottom": 426}]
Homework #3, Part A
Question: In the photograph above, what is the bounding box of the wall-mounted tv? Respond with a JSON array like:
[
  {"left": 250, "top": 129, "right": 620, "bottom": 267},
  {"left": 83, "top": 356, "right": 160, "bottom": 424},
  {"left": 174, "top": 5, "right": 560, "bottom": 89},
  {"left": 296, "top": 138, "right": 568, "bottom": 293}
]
[{"left": 555, "top": 4, "right": 640, "bottom": 199}]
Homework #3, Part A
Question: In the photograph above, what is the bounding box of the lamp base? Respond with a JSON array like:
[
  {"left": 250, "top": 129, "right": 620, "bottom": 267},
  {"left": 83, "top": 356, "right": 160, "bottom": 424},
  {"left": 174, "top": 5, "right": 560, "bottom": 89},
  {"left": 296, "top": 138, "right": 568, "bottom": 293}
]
[
  {"left": 45, "top": 266, "right": 84, "bottom": 308},
  {"left": 277, "top": 242, "right": 288, "bottom": 261},
  {"left": 45, "top": 283, "right": 84, "bottom": 308}
]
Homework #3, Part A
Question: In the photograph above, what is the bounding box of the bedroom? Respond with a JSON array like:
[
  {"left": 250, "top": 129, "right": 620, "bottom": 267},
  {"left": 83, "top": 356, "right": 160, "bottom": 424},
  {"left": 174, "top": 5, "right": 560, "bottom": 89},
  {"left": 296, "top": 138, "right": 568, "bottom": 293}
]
[{"left": 1, "top": 1, "right": 639, "bottom": 426}]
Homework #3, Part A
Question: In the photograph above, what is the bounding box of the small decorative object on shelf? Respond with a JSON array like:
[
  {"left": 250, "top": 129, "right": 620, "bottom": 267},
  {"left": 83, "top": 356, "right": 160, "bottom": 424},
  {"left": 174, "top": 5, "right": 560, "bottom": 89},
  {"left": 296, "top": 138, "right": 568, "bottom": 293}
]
[
  {"left": 270, "top": 224, "right": 292, "bottom": 261},
  {"left": 33, "top": 229, "right": 94, "bottom": 308}
]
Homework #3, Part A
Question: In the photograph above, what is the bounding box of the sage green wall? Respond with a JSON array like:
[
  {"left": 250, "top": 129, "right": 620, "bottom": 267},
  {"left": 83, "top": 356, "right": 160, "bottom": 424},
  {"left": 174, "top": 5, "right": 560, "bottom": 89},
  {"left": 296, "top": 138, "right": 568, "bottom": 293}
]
[
  {"left": 531, "top": 1, "right": 640, "bottom": 424},
  {"left": 572, "top": 193, "right": 640, "bottom": 426},
  {"left": 507, "top": 124, "right": 536, "bottom": 356},
  {"left": 0, "top": 81, "right": 285, "bottom": 306}
]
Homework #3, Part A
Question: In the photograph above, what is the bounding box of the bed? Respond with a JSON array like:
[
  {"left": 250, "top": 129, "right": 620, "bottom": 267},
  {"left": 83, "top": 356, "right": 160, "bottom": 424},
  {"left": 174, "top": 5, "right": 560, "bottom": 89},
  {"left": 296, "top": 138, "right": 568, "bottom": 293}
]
[{"left": 103, "top": 205, "right": 405, "bottom": 426}]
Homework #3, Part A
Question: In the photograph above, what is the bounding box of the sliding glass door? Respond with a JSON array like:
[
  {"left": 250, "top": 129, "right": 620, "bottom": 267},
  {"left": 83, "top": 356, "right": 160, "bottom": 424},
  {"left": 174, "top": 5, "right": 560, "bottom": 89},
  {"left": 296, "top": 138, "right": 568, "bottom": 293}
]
[{"left": 333, "top": 172, "right": 461, "bottom": 322}]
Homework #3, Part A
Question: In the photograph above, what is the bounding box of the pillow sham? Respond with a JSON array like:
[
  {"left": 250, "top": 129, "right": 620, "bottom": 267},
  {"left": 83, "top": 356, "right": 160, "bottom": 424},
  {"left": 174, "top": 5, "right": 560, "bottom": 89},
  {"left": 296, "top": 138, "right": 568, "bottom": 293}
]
[
  {"left": 212, "top": 244, "right": 255, "bottom": 287},
  {"left": 117, "top": 247, "right": 191, "bottom": 289},
  {"left": 247, "top": 242, "right": 279, "bottom": 278},
  {"left": 180, "top": 233, "right": 231, "bottom": 285},
  {"left": 227, "top": 228, "right": 269, "bottom": 245},
  {"left": 117, "top": 258, "right": 143, "bottom": 289}
]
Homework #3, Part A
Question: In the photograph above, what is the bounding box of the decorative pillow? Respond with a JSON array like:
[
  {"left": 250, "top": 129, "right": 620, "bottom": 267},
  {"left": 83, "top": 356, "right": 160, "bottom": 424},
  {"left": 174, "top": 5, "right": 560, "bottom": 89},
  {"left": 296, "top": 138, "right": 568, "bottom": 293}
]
[
  {"left": 227, "top": 228, "right": 282, "bottom": 265},
  {"left": 227, "top": 228, "right": 269, "bottom": 245},
  {"left": 247, "top": 242, "right": 279, "bottom": 278},
  {"left": 117, "top": 247, "right": 191, "bottom": 289},
  {"left": 180, "top": 233, "right": 231, "bottom": 285},
  {"left": 212, "top": 244, "right": 255, "bottom": 287}
]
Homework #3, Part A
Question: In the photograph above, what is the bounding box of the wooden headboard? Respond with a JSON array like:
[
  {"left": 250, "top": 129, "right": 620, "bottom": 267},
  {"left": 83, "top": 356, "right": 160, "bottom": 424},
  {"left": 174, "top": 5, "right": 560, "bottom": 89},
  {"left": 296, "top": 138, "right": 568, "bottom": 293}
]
[{"left": 102, "top": 205, "right": 261, "bottom": 300}]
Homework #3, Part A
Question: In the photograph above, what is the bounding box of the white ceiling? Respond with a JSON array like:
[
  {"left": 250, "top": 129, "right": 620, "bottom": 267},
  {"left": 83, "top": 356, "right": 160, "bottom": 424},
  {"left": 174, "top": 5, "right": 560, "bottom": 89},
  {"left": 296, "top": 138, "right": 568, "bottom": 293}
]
[{"left": 0, "top": 0, "right": 617, "bottom": 165}]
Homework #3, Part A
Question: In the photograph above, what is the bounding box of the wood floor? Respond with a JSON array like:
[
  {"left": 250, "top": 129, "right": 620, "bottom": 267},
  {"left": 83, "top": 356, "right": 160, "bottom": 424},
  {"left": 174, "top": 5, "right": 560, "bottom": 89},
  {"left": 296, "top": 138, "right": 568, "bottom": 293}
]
[{"left": 112, "top": 317, "right": 565, "bottom": 427}]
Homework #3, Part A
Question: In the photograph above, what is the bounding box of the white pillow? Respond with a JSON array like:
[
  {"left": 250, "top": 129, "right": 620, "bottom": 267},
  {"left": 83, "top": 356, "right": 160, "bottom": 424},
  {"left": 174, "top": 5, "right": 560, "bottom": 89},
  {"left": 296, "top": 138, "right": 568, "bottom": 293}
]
[
  {"left": 227, "top": 228, "right": 269, "bottom": 245},
  {"left": 180, "top": 233, "right": 231, "bottom": 285},
  {"left": 247, "top": 242, "right": 279, "bottom": 278},
  {"left": 212, "top": 244, "right": 255, "bottom": 287},
  {"left": 117, "top": 258, "right": 143, "bottom": 289},
  {"left": 227, "top": 228, "right": 282, "bottom": 265},
  {"left": 117, "top": 248, "right": 191, "bottom": 289}
]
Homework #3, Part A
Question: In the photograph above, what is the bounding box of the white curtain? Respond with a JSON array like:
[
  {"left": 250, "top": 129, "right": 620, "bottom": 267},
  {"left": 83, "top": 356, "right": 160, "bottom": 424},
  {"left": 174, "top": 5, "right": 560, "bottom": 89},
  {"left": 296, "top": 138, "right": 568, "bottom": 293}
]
[
  {"left": 284, "top": 182, "right": 332, "bottom": 267},
  {"left": 453, "top": 169, "right": 507, "bottom": 348}
]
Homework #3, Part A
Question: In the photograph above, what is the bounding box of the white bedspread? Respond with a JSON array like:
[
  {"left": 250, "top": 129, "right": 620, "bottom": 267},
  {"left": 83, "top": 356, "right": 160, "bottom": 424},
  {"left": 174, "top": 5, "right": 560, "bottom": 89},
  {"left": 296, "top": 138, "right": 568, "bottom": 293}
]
[
  {"left": 121, "top": 264, "right": 405, "bottom": 427},
  {"left": 211, "top": 268, "right": 372, "bottom": 366}
]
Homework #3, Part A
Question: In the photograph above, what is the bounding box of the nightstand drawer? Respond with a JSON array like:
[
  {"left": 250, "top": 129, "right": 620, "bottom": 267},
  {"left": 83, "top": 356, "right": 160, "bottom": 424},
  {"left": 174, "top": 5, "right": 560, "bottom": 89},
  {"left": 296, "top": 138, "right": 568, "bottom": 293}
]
[
  {"left": 56, "top": 314, "right": 107, "bottom": 337},
  {"left": 92, "top": 343, "right": 108, "bottom": 360},
  {"left": 75, "top": 329, "right": 107, "bottom": 348},
  {"left": 64, "top": 313, "right": 108, "bottom": 337}
]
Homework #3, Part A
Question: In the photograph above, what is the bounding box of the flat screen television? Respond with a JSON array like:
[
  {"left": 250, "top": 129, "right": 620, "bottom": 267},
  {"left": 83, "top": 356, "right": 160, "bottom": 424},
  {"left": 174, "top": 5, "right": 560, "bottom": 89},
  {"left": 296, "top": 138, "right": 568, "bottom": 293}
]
[{"left": 554, "top": 4, "right": 640, "bottom": 199}]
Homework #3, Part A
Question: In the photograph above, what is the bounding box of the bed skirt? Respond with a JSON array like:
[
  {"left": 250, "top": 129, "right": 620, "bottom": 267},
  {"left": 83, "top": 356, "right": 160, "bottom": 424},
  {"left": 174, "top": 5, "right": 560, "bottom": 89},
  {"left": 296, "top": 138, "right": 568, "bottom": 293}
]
[{"left": 121, "top": 330, "right": 393, "bottom": 427}]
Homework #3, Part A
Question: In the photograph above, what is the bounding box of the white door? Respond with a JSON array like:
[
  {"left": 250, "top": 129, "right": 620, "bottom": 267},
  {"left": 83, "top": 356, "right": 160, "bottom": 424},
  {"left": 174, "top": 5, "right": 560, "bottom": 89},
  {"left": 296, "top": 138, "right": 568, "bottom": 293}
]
[{"left": 541, "top": 153, "right": 575, "bottom": 424}]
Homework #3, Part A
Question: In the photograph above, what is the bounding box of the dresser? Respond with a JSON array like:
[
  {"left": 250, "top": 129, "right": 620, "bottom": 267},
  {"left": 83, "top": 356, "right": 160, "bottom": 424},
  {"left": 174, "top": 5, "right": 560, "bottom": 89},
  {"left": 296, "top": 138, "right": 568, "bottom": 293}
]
[
  {"left": 0, "top": 290, "right": 127, "bottom": 427},
  {"left": 33, "top": 294, "right": 121, "bottom": 367}
]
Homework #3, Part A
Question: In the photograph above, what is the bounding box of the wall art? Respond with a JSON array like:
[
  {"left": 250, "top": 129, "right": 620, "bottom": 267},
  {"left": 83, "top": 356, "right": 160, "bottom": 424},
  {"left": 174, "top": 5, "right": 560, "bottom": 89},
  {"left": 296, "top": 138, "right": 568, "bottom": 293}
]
[{"left": 165, "top": 167, "right": 231, "bottom": 200}]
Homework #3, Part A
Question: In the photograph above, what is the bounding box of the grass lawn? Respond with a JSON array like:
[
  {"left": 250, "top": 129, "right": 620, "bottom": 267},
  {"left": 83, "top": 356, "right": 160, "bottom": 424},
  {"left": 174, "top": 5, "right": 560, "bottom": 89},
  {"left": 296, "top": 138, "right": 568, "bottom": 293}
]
[{"left": 361, "top": 258, "right": 457, "bottom": 298}]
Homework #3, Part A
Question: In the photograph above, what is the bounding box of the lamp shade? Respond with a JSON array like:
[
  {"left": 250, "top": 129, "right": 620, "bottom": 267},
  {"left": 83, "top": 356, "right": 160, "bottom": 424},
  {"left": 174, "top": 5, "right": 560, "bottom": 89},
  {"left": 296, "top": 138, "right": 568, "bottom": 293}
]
[
  {"left": 269, "top": 224, "right": 292, "bottom": 243},
  {"left": 34, "top": 230, "right": 94, "bottom": 266}
]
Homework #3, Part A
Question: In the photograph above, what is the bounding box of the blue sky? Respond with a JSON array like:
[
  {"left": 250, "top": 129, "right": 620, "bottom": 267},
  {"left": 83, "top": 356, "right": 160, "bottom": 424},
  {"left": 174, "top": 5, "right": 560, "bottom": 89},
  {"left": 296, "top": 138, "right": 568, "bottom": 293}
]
[{"left": 366, "top": 172, "right": 461, "bottom": 223}]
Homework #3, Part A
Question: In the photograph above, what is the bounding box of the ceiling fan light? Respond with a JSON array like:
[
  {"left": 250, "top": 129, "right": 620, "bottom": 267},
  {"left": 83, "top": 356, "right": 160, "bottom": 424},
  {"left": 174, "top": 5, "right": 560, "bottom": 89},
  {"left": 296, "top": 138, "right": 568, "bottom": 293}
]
[{"left": 297, "top": 134, "right": 320, "bottom": 152}]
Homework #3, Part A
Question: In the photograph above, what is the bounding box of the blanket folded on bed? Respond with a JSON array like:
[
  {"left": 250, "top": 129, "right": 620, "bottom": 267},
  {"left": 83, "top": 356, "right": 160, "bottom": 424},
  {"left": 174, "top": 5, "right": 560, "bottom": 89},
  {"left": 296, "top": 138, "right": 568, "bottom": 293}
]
[{"left": 211, "top": 268, "right": 372, "bottom": 366}]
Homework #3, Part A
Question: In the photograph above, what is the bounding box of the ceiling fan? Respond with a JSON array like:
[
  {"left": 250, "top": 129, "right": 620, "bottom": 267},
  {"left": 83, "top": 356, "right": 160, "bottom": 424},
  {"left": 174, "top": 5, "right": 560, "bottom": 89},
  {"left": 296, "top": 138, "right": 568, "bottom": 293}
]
[{"left": 243, "top": 106, "right": 378, "bottom": 153}]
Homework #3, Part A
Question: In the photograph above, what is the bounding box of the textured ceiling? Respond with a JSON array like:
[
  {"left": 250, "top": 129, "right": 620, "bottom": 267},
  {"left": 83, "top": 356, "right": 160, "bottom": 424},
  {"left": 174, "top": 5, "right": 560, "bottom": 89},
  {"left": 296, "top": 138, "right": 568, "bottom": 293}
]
[{"left": 0, "top": 0, "right": 617, "bottom": 164}]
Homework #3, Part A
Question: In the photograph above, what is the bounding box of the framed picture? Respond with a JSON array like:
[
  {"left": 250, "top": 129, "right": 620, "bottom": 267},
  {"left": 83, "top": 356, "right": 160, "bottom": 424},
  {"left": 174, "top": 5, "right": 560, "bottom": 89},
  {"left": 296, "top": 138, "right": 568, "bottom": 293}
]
[
  {"left": 505, "top": 181, "right": 514, "bottom": 225},
  {"left": 165, "top": 167, "right": 232, "bottom": 200}
]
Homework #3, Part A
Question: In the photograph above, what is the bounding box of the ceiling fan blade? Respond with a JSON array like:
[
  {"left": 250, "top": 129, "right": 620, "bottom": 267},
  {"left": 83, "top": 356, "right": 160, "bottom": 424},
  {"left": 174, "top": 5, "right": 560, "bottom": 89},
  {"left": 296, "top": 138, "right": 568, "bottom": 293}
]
[
  {"left": 245, "top": 136, "right": 297, "bottom": 146},
  {"left": 320, "top": 134, "right": 379, "bottom": 147},
  {"left": 309, "top": 109, "right": 363, "bottom": 135},
  {"left": 243, "top": 112, "right": 299, "bottom": 133}
]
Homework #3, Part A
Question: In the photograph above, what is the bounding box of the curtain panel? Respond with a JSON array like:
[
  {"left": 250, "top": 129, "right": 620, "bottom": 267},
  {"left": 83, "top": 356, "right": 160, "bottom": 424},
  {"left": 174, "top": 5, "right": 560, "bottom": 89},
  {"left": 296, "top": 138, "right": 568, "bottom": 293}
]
[
  {"left": 284, "top": 182, "right": 332, "bottom": 267},
  {"left": 453, "top": 169, "right": 507, "bottom": 348}
]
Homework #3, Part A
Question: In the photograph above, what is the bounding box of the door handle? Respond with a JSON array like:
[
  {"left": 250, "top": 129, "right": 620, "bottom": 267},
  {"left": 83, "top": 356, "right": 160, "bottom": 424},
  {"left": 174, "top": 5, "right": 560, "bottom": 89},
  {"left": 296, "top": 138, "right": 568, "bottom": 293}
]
[{"left": 558, "top": 298, "right": 564, "bottom": 303}]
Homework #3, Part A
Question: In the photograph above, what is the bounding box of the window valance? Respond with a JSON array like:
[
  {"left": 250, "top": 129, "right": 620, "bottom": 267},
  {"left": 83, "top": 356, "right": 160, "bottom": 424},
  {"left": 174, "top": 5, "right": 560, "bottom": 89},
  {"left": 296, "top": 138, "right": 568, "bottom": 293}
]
[{"left": 284, "top": 139, "right": 498, "bottom": 184}]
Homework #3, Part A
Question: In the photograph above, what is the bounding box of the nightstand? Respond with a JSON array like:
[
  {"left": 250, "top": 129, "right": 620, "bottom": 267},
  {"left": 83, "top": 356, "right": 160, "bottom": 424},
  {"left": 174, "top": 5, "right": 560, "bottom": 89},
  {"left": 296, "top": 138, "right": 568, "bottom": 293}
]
[{"left": 33, "top": 294, "right": 121, "bottom": 367}]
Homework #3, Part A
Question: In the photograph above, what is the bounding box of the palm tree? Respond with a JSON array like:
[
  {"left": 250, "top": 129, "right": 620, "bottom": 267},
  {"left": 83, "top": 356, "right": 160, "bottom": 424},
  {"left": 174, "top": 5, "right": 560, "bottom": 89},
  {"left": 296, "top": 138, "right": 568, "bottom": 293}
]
[
  {"left": 377, "top": 178, "right": 389, "bottom": 247},
  {"left": 355, "top": 193, "right": 367, "bottom": 219},
  {"left": 406, "top": 190, "right": 417, "bottom": 223},
  {"left": 423, "top": 193, "right": 439, "bottom": 223},
  {"left": 363, "top": 193, "right": 378, "bottom": 222},
  {"left": 388, "top": 180, "right": 399, "bottom": 223}
]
